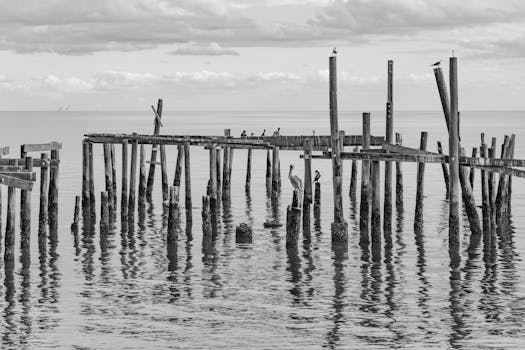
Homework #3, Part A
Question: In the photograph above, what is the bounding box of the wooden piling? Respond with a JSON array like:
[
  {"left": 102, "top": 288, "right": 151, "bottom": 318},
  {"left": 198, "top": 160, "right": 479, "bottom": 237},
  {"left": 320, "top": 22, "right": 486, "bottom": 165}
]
[
  {"left": 328, "top": 55, "right": 347, "bottom": 241},
  {"left": 506, "top": 134, "right": 515, "bottom": 214},
  {"left": 303, "top": 139, "right": 313, "bottom": 204},
  {"left": 100, "top": 191, "right": 109, "bottom": 232},
  {"left": 414, "top": 132, "right": 428, "bottom": 232},
  {"left": 286, "top": 190, "right": 301, "bottom": 249},
  {"left": 271, "top": 146, "right": 280, "bottom": 196},
  {"left": 384, "top": 60, "right": 394, "bottom": 234},
  {"left": 160, "top": 144, "right": 169, "bottom": 205},
  {"left": 111, "top": 144, "right": 117, "bottom": 208},
  {"left": 215, "top": 148, "right": 221, "bottom": 201},
  {"left": 146, "top": 99, "right": 163, "bottom": 199},
  {"left": 314, "top": 182, "right": 321, "bottom": 213},
  {"left": 21, "top": 156, "right": 33, "bottom": 244},
  {"left": 173, "top": 145, "right": 184, "bottom": 202},
  {"left": 88, "top": 142, "right": 95, "bottom": 210},
  {"left": 5, "top": 186, "right": 16, "bottom": 263},
  {"left": 72, "top": 195, "right": 80, "bottom": 230},
  {"left": 121, "top": 140, "right": 129, "bottom": 219},
  {"left": 82, "top": 141, "right": 90, "bottom": 207},
  {"left": 138, "top": 144, "right": 147, "bottom": 206},
  {"left": 488, "top": 138, "right": 497, "bottom": 229},
  {"left": 184, "top": 141, "right": 192, "bottom": 227},
  {"left": 437, "top": 141, "right": 450, "bottom": 197},
  {"left": 167, "top": 187, "right": 178, "bottom": 245},
  {"left": 459, "top": 147, "right": 482, "bottom": 236},
  {"left": 371, "top": 160, "right": 381, "bottom": 248},
  {"left": 349, "top": 146, "right": 358, "bottom": 200},
  {"left": 222, "top": 146, "right": 231, "bottom": 200},
  {"left": 103, "top": 144, "right": 114, "bottom": 215},
  {"left": 266, "top": 149, "right": 272, "bottom": 192},
  {"left": 48, "top": 149, "right": 59, "bottom": 229},
  {"left": 201, "top": 196, "right": 212, "bottom": 238},
  {"left": 480, "top": 144, "right": 490, "bottom": 234},
  {"left": 448, "top": 57, "right": 460, "bottom": 254},
  {"left": 245, "top": 148, "right": 252, "bottom": 192},
  {"left": 360, "top": 112, "right": 371, "bottom": 240},
  {"left": 496, "top": 135, "right": 513, "bottom": 217},
  {"left": 469, "top": 147, "right": 477, "bottom": 190},
  {"left": 39, "top": 153, "right": 49, "bottom": 235},
  {"left": 128, "top": 140, "right": 138, "bottom": 223},
  {"left": 209, "top": 145, "right": 218, "bottom": 214},
  {"left": 395, "top": 133, "right": 403, "bottom": 210}
]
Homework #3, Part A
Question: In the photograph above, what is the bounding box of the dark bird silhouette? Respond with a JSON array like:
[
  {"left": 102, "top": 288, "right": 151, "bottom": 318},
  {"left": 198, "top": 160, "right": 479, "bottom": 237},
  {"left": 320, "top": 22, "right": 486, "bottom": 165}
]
[
  {"left": 273, "top": 127, "right": 280, "bottom": 136},
  {"left": 261, "top": 129, "right": 266, "bottom": 137},
  {"left": 431, "top": 60, "right": 441, "bottom": 67},
  {"left": 332, "top": 47, "right": 337, "bottom": 55},
  {"left": 288, "top": 164, "right": 303, "bottom": 192},
  {"left": 314, "top": 170, "right": 321, "bottom": 183},
  {"left": 241, "top": 130, "right": 247, "bottom": 137}
]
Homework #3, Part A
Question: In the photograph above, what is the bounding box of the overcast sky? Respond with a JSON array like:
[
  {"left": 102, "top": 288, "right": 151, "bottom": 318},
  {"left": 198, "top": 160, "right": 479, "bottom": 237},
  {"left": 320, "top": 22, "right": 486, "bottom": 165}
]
[{"left": 1, "top": 0, "right": 524, "bottom": 111}]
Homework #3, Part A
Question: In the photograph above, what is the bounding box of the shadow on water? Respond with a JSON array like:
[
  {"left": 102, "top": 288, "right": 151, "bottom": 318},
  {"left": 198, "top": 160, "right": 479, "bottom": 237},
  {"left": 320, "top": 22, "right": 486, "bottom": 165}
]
[{"left": 325, "top": 243, "right": 347, "bottom": 349}]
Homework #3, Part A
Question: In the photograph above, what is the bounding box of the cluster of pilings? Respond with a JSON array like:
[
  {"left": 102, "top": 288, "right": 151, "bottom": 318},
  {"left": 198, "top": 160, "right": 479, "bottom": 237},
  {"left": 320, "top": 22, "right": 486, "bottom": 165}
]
[
  {"left": 0, "top": 142, "right": 61, "bottom": 266},
  {"left": 80, "top": 55, "right": 523, "bottom": 265}
]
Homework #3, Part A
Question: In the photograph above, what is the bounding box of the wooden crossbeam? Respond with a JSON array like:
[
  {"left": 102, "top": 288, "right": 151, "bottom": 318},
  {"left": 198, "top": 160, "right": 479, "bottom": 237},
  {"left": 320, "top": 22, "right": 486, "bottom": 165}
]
[
  {"left": 22, "top": 141, "right": 62, "bottom": 153},
  {"left": 0, "top": 172, "right": 37, "bottom": 181},
  {"left": 0, "top": 175, "right": 33, "bottom": 191},
  {"left": 0, "top": 158, "right": 56, "bottom": 168}
]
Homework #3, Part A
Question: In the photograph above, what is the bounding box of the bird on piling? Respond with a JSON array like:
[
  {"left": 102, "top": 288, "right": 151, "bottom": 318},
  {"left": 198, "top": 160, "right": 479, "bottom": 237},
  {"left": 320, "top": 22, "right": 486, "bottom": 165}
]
[
  {"left": 241, "top": 130, "right": 247, "bottom": 137},
  {"left": 332, "top": 47, "right": 337, "bottom": 55},
  {"left": 273, "top": 127, "right": 281, "bottom": 136},
  {"left": 288, "top": 164, "right": 303, "bottom": 192},
  {"left": 314, "top": 170, "right": 321, "bottom": 183},
  {"left": 261, "top": 129, "right": 266, "bottom": 137},
  {"left": 431, "top": 60, "right": 441, "bottom": 67}
]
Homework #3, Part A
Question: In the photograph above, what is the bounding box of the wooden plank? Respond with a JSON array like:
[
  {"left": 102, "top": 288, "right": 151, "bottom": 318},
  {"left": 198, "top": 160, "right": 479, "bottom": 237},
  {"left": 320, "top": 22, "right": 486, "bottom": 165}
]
[
  {"left": 0, "top": 158, "right": 55, "bottom": 168},
  {"left": 22, "top": 141, "right": 62, "bottom": 153},
  {"left": 0, "top": 175, "right": 33, "bottom": 191},
  {"left": 0, "top": 171, "right": 36, "bottom": 181}
]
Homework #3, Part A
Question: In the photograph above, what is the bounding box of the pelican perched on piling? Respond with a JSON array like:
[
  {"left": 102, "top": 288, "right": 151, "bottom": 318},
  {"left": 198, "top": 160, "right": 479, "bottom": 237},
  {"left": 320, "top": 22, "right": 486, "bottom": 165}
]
[
  {"left": 288, "top": 164, "right": 303, "bottom": 192},
  {"left": 314, "top": 170, "right": 321, "bottom": 183}
]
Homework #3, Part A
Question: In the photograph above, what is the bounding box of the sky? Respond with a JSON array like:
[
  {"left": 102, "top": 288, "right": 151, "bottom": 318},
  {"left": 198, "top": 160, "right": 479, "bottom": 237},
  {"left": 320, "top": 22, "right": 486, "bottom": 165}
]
[{"left": 1, "top": 0, "right": 525, "bottom": 111}]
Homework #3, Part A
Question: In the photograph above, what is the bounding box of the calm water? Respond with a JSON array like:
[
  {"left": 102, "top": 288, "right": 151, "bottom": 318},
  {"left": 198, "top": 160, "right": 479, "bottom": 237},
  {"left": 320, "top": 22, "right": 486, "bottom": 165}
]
[{"left": 0, "top": 110, "right": 524, "bottom": 349}]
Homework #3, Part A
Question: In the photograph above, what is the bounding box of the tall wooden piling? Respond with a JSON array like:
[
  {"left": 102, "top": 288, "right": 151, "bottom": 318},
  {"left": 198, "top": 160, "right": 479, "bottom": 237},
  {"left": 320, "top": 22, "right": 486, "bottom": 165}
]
[
  {"left": 469, "top": 147, "right": 477, "bottom": 190},
  {"left": 506, "top": 134, "right": 516, "bottom": 213},
  {"left": 146, "top": 99, "right": 163, "bottom": 200},
  {"left": 480, "top": 144, "right": 490, "bottom": 234},
  {"left": 82, "top": 141, "right": 90, "bottom": 207},
  {"left": 111, "top": 144, "right": 117, "bottom": 208},
  {"left": 245, "top": 149, "right": 252, "bottom": 192},
  {"left": 128, "top": 140, "right": 138, "bottom": 223},
  {"left": 384, "top": 60, "right": 394, "bottom": 234},
  {"left": 266, "top": 149, "right": 272, "bottom": 192},
  {"left": 121, "top": 140, "right": 129, "bottom": 218},
  {"left": 103, "top": 144, "right": 114, "bottom": 215},
  {"left": 448, "top": 57, "right": 460, "bottom": 255},
  {"left": 184, "top": 141, "right": 192, "bottom": 227},
  {"left": 160, "top": 144, "right": 169, "bottom": 205},
  {"left": 371, "top": 160, "right": 381, "bottom": 248},
  {"left": 303, "top": 139, "right": 313, "bottom": 204},
  {"left": 459, "top": 147, "right": 482, "bottom": 236},
  {"left": 328, "top": 55, "right": 347, "bottom": 242},
  {"left": 138, "top": 144, "right": 147, "bottom": 206},
  {"left": 360, "top": 112, "right": 371, "bottom": 244},
  {"left": 215, "top": 148, "right": 221, "bottom": 201},
  {"left": 88, "top": 142, "right": 95, "bottom": 209},
  {"left": 5, "top": 186, "right": 16, "bottom": 263},
  {"left": 286, "top": 190, "right": 301, "bottom": 249},
  {"left": 271, "top": 146, "right": 280, "bottom": 196},
  {"left": 21, "top": 156, "right": 33, "bottom": 243},
  {"left": 222, "top": 146, "right": 231, "bottom": 200},
  {"left": 496, "top": 135, "right": 512, "bottom": 217},
  {"left": 209, "top": 145, "right": 218, "bottom": 215},
  {"left": 414, "top": 132, "right": 428, "bottom": 231},
  {"left": 349, "top": 146, "right": 358, "bottom": 200},
  {"left": 100, "top": 191, "right": 109, "bottom": 232},
  {"left": 48, "top": 149, "right": 59, "bottom": 229},
  {"left": 488, "top": 138, "right": 497, "bottom": 228},
  {"left": 167, "top": 187, "right": 178, "bottom": 244},
  {"left": 395, "top": 133, "right": 403, "bottom": 209},
  {"left": 39, "top": 153, "right": 49, "bottom": 235},
  {"left": 173, "top": 145, "right": 184, "bottom": 202},
  {"left": 437, "top": 141, "right": 450, "bottom": 197}
]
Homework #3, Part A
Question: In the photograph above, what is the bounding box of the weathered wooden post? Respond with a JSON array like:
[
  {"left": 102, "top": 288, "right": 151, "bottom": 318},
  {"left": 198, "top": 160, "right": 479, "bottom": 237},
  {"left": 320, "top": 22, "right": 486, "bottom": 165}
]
[
  {"left": 173, "top": 145, "right": 184, "bottom": 203},
  {"left": 103, "top": 144, "right": 114, "bottom": 215},
  {"left": 167, "top": 187, "right": 178, "bottom": 245},
  {"left": 146, "top": 99, "right": 163, "bottom": 200},
  {"left": 39, "top": 153, "right": 49, "bottom": 235},
  {"left": 271, "top": 146, "right": 280, "bottom": 196},
  {"left": 121, "top": 140, "right": 129, "bottom": 219},
  {"left": 437, "top": 141, "right": 450, "bottom": 197},
  {"left": 222, "top": 144, "right": 231, "bottom": 200},
  {"left": 371, "top": 160, "right": 381, "bottom": 249},
  {"left": 160, "top": 144, "right": 169, "bottom": 205},
  {"left": 21, "top": 156, "right": 33, "bottom": 243},
  {"left": 495, "top": 135, "right": 512, "bottom": 217},
  {"left": 100, "top": 191, "right": 109, "bottom": 232},
  {"left": 128, "top": 140, "right": 138, "bottom": 223},
  {"left": 349, "top": 146, "right": 358, "bottom": 200},
  {"left": 480, "top": 144, "right": 490, "bottom": 235},
  {"left": 314, "top": 182, "right": 321, "bottom": 216},
  {"left": 48, "top": 149, "right": 59, "bottom": 230},
  {"left": 360, "top": 112, "right": 371, "bottom": 241},
  {"left": 245, "top": 148, "right": 252, "bottom": 193},
  {"left": 5, "top": 185, "right": 16, "bottom": 263},
  {"left": 395, "top": 133, "right": 403, "bottom": 210},
  {"left": 82, "top": 141, "right": 91, "bottom": 208},
  {"left": 215, "top": 148, "right": 221, "bottom": 201},
  {"left": 489, "top": 137, "right": 497, "bottom": 228},
  {"left": 448, "top": 57, "right": 460, "bottom": 257},
  {"left": 88, "top": 142, "right": 95, "bottom": 211},
  {"left": 303, "top": 139, "right": 313, "bottom": 238},
  {"left": 72, "top": 195, "right": 80, "bottom": 231},
  {"left": 414, "top": 132, "right": 428, "bottom": 232},
  {"left": 138, "top": 144, "right": 147, "bottom": 206},
  {"left": 384, "top": 59, "right": 394, "bottom": 233},
  {"left": 209, "top": 145, "right": 218, "bottom": 219},
  {"left": 184, "top": 140, "right": 192, "bottom": 227},
  {"left": 201, "top": 195, "right": 212, "bottom": 240},
  {"left": 286, "top": 190, "right": 301, "bottom": 249},
  {"left": 469, "top": 147, "right": 477, "bottom": 190},
  {"left": 328, "top": 55, "right": 347, "bottom": 242},
  {"left": 266, "top": 149, "right": 272, "bottom": 192},
  {"left": 459, "top": 147, "right": 482, "bottom": 236},
  {"left": 506, "top": 135, "right": 516, "bottom": 214},
  {"left": 109, "top": 144, "right": 117, "bottom": 209}
]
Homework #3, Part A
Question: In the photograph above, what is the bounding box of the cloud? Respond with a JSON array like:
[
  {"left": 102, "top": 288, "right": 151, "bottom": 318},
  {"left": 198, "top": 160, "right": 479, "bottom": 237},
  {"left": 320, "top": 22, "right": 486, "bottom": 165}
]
[{"left": 168, "top": 42, "right": 239, "bottom": 56}]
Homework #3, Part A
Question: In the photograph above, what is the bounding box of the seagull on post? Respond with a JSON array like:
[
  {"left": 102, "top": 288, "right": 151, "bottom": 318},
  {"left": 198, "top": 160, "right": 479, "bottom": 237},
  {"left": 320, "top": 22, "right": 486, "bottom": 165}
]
[
  {"left": 431, "top": 60, "right": 441, "bottom": 67},
  {"left": 332, "top": 47, "right": 337, "bottom": 55}
]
